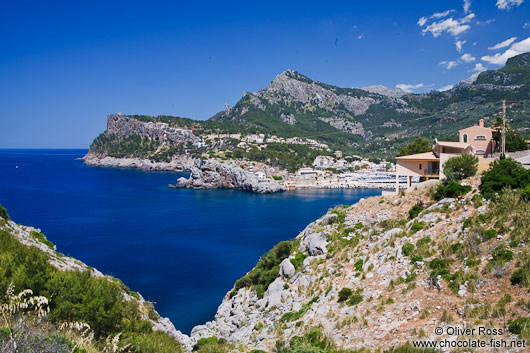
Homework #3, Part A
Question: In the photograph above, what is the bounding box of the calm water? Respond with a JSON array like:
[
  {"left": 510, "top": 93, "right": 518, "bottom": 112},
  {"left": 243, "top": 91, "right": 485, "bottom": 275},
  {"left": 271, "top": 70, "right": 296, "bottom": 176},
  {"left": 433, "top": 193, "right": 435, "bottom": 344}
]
[{"left": 0, "top": 149, "right": 380, "bottom": 333}]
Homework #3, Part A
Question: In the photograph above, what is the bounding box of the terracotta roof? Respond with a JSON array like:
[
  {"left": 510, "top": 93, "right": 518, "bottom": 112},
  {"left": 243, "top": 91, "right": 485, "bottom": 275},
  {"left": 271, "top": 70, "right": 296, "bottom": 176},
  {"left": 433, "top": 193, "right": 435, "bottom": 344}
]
[
  {"left": 396, "top": 152, "right": 439, "bottom": 161},
  {"left": 459, "top": 125, "right": 495, "bottom": 132},
  {"left": 435, "top": 141, "right": 471, "bottom": 149}
]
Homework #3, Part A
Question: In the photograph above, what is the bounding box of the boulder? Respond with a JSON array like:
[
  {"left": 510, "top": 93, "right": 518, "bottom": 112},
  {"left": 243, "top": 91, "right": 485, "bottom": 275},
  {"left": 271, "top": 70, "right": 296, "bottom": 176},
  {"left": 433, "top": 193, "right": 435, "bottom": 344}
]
[
  {"left": 279, "top": 258, "right": 295, "bottom": 278},
  {"left": 302, "top": 232, "right": 328, "bottom": 256},
  {"left": 321, "top": 213, "right": 338, "bottom": 225}
]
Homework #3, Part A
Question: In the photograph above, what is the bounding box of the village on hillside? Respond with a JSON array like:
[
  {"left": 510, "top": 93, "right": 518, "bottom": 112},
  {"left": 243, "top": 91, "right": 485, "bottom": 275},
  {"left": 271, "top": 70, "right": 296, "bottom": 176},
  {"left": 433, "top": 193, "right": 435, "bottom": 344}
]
[{"left": 201, "top": 117, "right": 530, "bottom": 192}]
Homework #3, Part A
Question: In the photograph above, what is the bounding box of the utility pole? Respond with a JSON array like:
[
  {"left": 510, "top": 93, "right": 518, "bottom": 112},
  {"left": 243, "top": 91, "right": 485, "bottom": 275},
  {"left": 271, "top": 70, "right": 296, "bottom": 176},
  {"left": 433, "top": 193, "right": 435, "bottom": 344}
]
[{"left": 501, "top": 99, "right": 506, "bottom": 156}]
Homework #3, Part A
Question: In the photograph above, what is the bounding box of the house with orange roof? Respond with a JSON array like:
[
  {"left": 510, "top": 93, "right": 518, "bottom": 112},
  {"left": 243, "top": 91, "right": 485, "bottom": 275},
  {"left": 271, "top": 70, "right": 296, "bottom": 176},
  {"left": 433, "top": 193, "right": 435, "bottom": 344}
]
[
  {"left": 459, "top": 119, "right": 496, "bottom": 156},
  {"left": 395, "top": 119, "right": 497, "bottom": 191}
]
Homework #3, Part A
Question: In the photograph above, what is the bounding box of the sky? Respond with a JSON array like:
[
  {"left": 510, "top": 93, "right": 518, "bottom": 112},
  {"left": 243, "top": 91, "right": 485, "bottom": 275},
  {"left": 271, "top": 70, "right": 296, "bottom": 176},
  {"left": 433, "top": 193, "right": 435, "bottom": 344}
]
[{"left": 1, "top": 0, "right": 529, "bottom": 148}]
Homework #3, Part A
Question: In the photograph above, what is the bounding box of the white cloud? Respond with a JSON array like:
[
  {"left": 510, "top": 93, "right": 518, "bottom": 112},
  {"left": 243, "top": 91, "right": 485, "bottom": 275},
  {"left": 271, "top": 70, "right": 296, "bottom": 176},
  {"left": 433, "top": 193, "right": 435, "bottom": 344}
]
[
  {"left": 395, "top": 83, "right": 431, "bottom": 92},
  {"left": 496, "top": 0, "right": 524, "bottom": 10},
  {"left": 421, "top": 13, "right": 475, "bottom": 37},
  {"left": 523, "top": 22, "right": 530, "bottom": 30},
  {"left": 488, "top": 37, "right": 517, "bottom": 50},
  {"left": 432, "top": 10, "right": 455, "bottom": 18},
  {"left": 463, "top": 0, "right": 472, "bottom": 13},
  {"left": 440, "top": 60, "right": 459, "bottom": 69},
  {"left": 418, "top": 16, "right": 427, "bottom": 26},
  {"left": 472, "top": 63, "right": 487, "bottom": 72},
  {"left": 456, "top": 39, "right": 467, "bottom": 53},
  {"left": 438, "top": 85, "right": 454, "bottom": 91},
  {"left": 481, "top": 36, "right": 530, "bottom": 65},
  {"left": 357, "top": 33, "right": 365, "bottom": 40},
  {"left": 461, "top": 53, "right": 476, "bottom": 62}
]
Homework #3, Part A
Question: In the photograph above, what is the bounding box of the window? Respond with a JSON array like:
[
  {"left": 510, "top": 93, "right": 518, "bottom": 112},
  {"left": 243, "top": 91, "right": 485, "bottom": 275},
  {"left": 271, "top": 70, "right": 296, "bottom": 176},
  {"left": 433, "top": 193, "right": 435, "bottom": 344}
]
[
  {"left": 419, "top": 163, "right": 422, "bottom": 170},
  {"left": 463, "top": 134, "right": 468, "bottom": 143},
  {"left": 476, "top": 150, "right": 486, "bottom": 155},
  {"left": 475, "top": 135, "right": 486, "bottom": 140}
]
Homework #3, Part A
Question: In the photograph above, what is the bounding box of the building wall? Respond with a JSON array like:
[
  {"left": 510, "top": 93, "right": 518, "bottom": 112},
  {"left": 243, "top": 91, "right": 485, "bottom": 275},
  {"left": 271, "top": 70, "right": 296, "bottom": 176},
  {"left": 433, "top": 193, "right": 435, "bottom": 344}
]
[
  {"left": 459, "top": 126, "right": 494, "bottom": 156},
  {"left": 396, "top": 160, "right": 427, "bottom": 177}
]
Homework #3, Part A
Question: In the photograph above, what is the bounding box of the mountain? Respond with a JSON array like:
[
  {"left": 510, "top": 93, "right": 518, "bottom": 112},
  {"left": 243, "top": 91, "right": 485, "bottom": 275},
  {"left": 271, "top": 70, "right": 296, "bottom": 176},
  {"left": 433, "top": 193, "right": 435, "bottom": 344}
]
[
  {"left": 210, "top": 52, "right": 530, "bottom": 156},
  {"left": 86, "top": 53, "right": 530, "bottom": 164}
]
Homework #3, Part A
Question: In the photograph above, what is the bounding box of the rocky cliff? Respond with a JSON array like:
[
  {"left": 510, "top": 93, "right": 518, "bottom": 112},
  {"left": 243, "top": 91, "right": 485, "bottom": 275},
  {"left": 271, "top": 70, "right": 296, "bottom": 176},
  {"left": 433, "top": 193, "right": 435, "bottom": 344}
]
[
  {"left": 186, "top": 176, "right": 529, "bottom": 352},
  {"left": 173, "top": 160, "right": 285, "bottom": 194}
]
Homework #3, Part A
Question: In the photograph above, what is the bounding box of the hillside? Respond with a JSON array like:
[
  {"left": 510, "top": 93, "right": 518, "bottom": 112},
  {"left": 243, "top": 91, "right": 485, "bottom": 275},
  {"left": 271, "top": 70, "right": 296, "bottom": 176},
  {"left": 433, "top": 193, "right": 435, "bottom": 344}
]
[
  {"left": 87, "top": 53, "right": 530, "bottom": 163},
  {"left": 211, "top": 53, "right": 530, "bottom": 156},
  {"left": 0, "top": 206, "right": 191, "bottom": 353}
]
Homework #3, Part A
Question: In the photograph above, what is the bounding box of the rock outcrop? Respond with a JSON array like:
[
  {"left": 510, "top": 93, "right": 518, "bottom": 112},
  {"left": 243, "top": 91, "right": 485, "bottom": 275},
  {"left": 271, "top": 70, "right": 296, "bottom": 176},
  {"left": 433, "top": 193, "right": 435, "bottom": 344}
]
[
  {"left": 173, "top": 160, "right": 285, "bottom": 194},
  {"left": 82, "top": 153, "right": 195, "bottom": 171}
]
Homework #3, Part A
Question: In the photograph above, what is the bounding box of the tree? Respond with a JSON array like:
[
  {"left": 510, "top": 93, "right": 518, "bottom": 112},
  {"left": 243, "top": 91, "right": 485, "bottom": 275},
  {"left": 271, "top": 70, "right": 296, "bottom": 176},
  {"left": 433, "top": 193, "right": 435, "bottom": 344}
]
[
  {"left": 505, "top": 130, "right": 528, "bottom": 152},
  {"left": 480, "top": 158, "right": 530, "bottom": 199},
  {"left": 443, "top": 154, "right": 479, "bottom": 181},
  {"left": 397, "top": 137, "right": 432, "bottom": 156},
  {"left": 0, "top": 204, "right": 9, "bottom": 220}
]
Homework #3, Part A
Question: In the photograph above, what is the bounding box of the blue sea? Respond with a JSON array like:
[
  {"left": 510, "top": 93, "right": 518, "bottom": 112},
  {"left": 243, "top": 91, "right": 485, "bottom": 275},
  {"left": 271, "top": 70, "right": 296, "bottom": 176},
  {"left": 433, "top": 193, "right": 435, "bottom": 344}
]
[{"left": 0, "top": 149, "right": 381, "bottom": 333}]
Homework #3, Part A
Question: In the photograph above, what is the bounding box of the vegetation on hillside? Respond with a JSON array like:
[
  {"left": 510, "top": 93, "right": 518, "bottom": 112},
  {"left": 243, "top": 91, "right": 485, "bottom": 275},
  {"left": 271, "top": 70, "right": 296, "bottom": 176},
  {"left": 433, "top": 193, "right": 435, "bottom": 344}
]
[
  {"left": 0, "top": 211, "right": 183, "bottom": 353},
  {"left": 396, "top": 138, "right": 433, "bottom": 157}
]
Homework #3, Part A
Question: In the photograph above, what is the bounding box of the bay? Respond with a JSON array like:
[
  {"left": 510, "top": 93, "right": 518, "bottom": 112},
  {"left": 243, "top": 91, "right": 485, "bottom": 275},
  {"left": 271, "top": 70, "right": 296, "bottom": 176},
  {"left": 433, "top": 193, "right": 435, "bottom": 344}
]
[{"left": 0, "top": 149, "right": 381, "bottom": 333}]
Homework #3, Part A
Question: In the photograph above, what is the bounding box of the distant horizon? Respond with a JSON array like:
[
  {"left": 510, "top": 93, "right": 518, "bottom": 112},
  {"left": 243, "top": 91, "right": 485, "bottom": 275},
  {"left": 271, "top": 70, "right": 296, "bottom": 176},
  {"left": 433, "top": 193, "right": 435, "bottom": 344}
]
[{"left": 1, "top": 0, "right": 529, "bottom": 148}]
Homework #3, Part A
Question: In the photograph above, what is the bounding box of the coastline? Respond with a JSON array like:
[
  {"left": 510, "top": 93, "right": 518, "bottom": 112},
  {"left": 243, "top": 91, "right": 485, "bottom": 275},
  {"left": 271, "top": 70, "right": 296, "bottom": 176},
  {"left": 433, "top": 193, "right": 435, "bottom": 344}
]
[{"left": 82, "top": 153, "right": 397, "bottom": 192}]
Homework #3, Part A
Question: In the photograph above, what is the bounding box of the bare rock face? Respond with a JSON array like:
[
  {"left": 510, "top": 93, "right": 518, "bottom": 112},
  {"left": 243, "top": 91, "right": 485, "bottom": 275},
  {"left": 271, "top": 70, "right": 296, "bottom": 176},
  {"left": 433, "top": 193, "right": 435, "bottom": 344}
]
[
  {"left": 175, "top": 160, "right": 285, "bottom": 194},
  {"left": 107, "top": 114, "right": 197, "bottom": 146}
]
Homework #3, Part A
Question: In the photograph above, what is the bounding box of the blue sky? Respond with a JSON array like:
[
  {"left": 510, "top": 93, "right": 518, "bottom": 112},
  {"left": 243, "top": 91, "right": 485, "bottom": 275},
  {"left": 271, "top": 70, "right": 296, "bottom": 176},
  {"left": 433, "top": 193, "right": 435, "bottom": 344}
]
[{"left": 1, "top": 0, "right": 529, "bottom": 148}]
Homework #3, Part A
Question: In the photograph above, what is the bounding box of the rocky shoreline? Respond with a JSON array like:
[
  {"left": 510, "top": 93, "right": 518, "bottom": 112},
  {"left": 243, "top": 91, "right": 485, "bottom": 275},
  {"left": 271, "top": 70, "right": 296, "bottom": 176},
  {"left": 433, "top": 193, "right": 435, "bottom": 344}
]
[
  {"left": 82, "top": 153, "right": 195, "bottom": 172},
  {"left": 172, "top": 159, "right": 285, "bottom": 194},
  {"left": 82, "top": 153, "right": 285, "bottom": 194}
]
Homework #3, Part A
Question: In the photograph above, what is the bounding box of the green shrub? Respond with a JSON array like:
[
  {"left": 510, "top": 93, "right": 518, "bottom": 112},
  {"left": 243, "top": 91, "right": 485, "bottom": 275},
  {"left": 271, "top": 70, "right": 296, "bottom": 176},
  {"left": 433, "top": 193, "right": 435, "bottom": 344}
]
[
  {"left": 428, "top": 258, "right": 451, "bottom": 279},
  {"left": 347, "top": 294, "right": 363, "bottom": 306},
  {"left": 233, "top": 240, "right": 294, "bottom": 298},
  {"left": 272, "top": 175, "right": 283, "bottom": 181},
  {"left": 491, "top": 248, "right": 514, "bottom": 263},
  {"left": 450, "top": 242, "right": 462, "bottom": 254},
  {"left": 195, "top": 336, "right": 233, "bottom": 353},
  {"left": 354, "top": 222, "right": 363, "bottom": 230},
  {"left": 521, "top": 185, "right": 530, "bottom": 201},
  {"left": 290, "top": 253, "right": 308, "bottom": 270},
  {"left": 416, "top": 236, "right": 430, "bottom": 246},
  {"left": 511, "top": 269, "right": 525, "bottom": 285},
  {"left": 338, "top": 288, "right": 353, "bottom": 302},
  {"left": 410, "top": 255, "right": 423, "bottom": 264},
  {"left": 408, "top": 205, "right": 424, "bottom": 219},
  {"left": 0, "top": 204, "right": 9, "bottom": 220},
  {"left": 433, "top": 181, "right": 472, "bottom": 200},
  {"left": 30, "top": 231, "right": 55, "bottom": 249},
  {"left": 508, "top": 317, "right": 530, "bottom": 335},
  {"left": 443, "top": 154, "right": 478, "bottom": 181},
  {"left": 402, "top": 243, "right": 415, "bottom": 257},
  {"left": 353, "top": 259, "right": 363, "bottom": 272},
  {"left": 482, "top": 229, "right": 498, "bottom": 240},
  {"left": 410, "top": 221, "right": 425, "bottom": 233},
  {"left": 480, "top": 158, "right": 530, "bottom": 199}
]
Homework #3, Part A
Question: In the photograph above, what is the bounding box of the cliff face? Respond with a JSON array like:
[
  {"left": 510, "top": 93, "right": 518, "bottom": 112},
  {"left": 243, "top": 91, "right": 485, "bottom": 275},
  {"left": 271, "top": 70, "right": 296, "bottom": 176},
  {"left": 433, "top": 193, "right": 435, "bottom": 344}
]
[
  {"left": 107, "top": 114, "right": 197, "bottom": 146},
  {"left": 188, "top": 177, "right": 529, "bottom": 352}
]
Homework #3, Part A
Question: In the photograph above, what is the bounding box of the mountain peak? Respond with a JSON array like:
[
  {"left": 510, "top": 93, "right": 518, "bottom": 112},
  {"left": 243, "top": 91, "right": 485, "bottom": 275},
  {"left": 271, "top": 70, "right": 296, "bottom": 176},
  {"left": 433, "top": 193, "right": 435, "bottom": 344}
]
[{"left": 360, "top": 85, "right": 407, "bottom": 98}]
